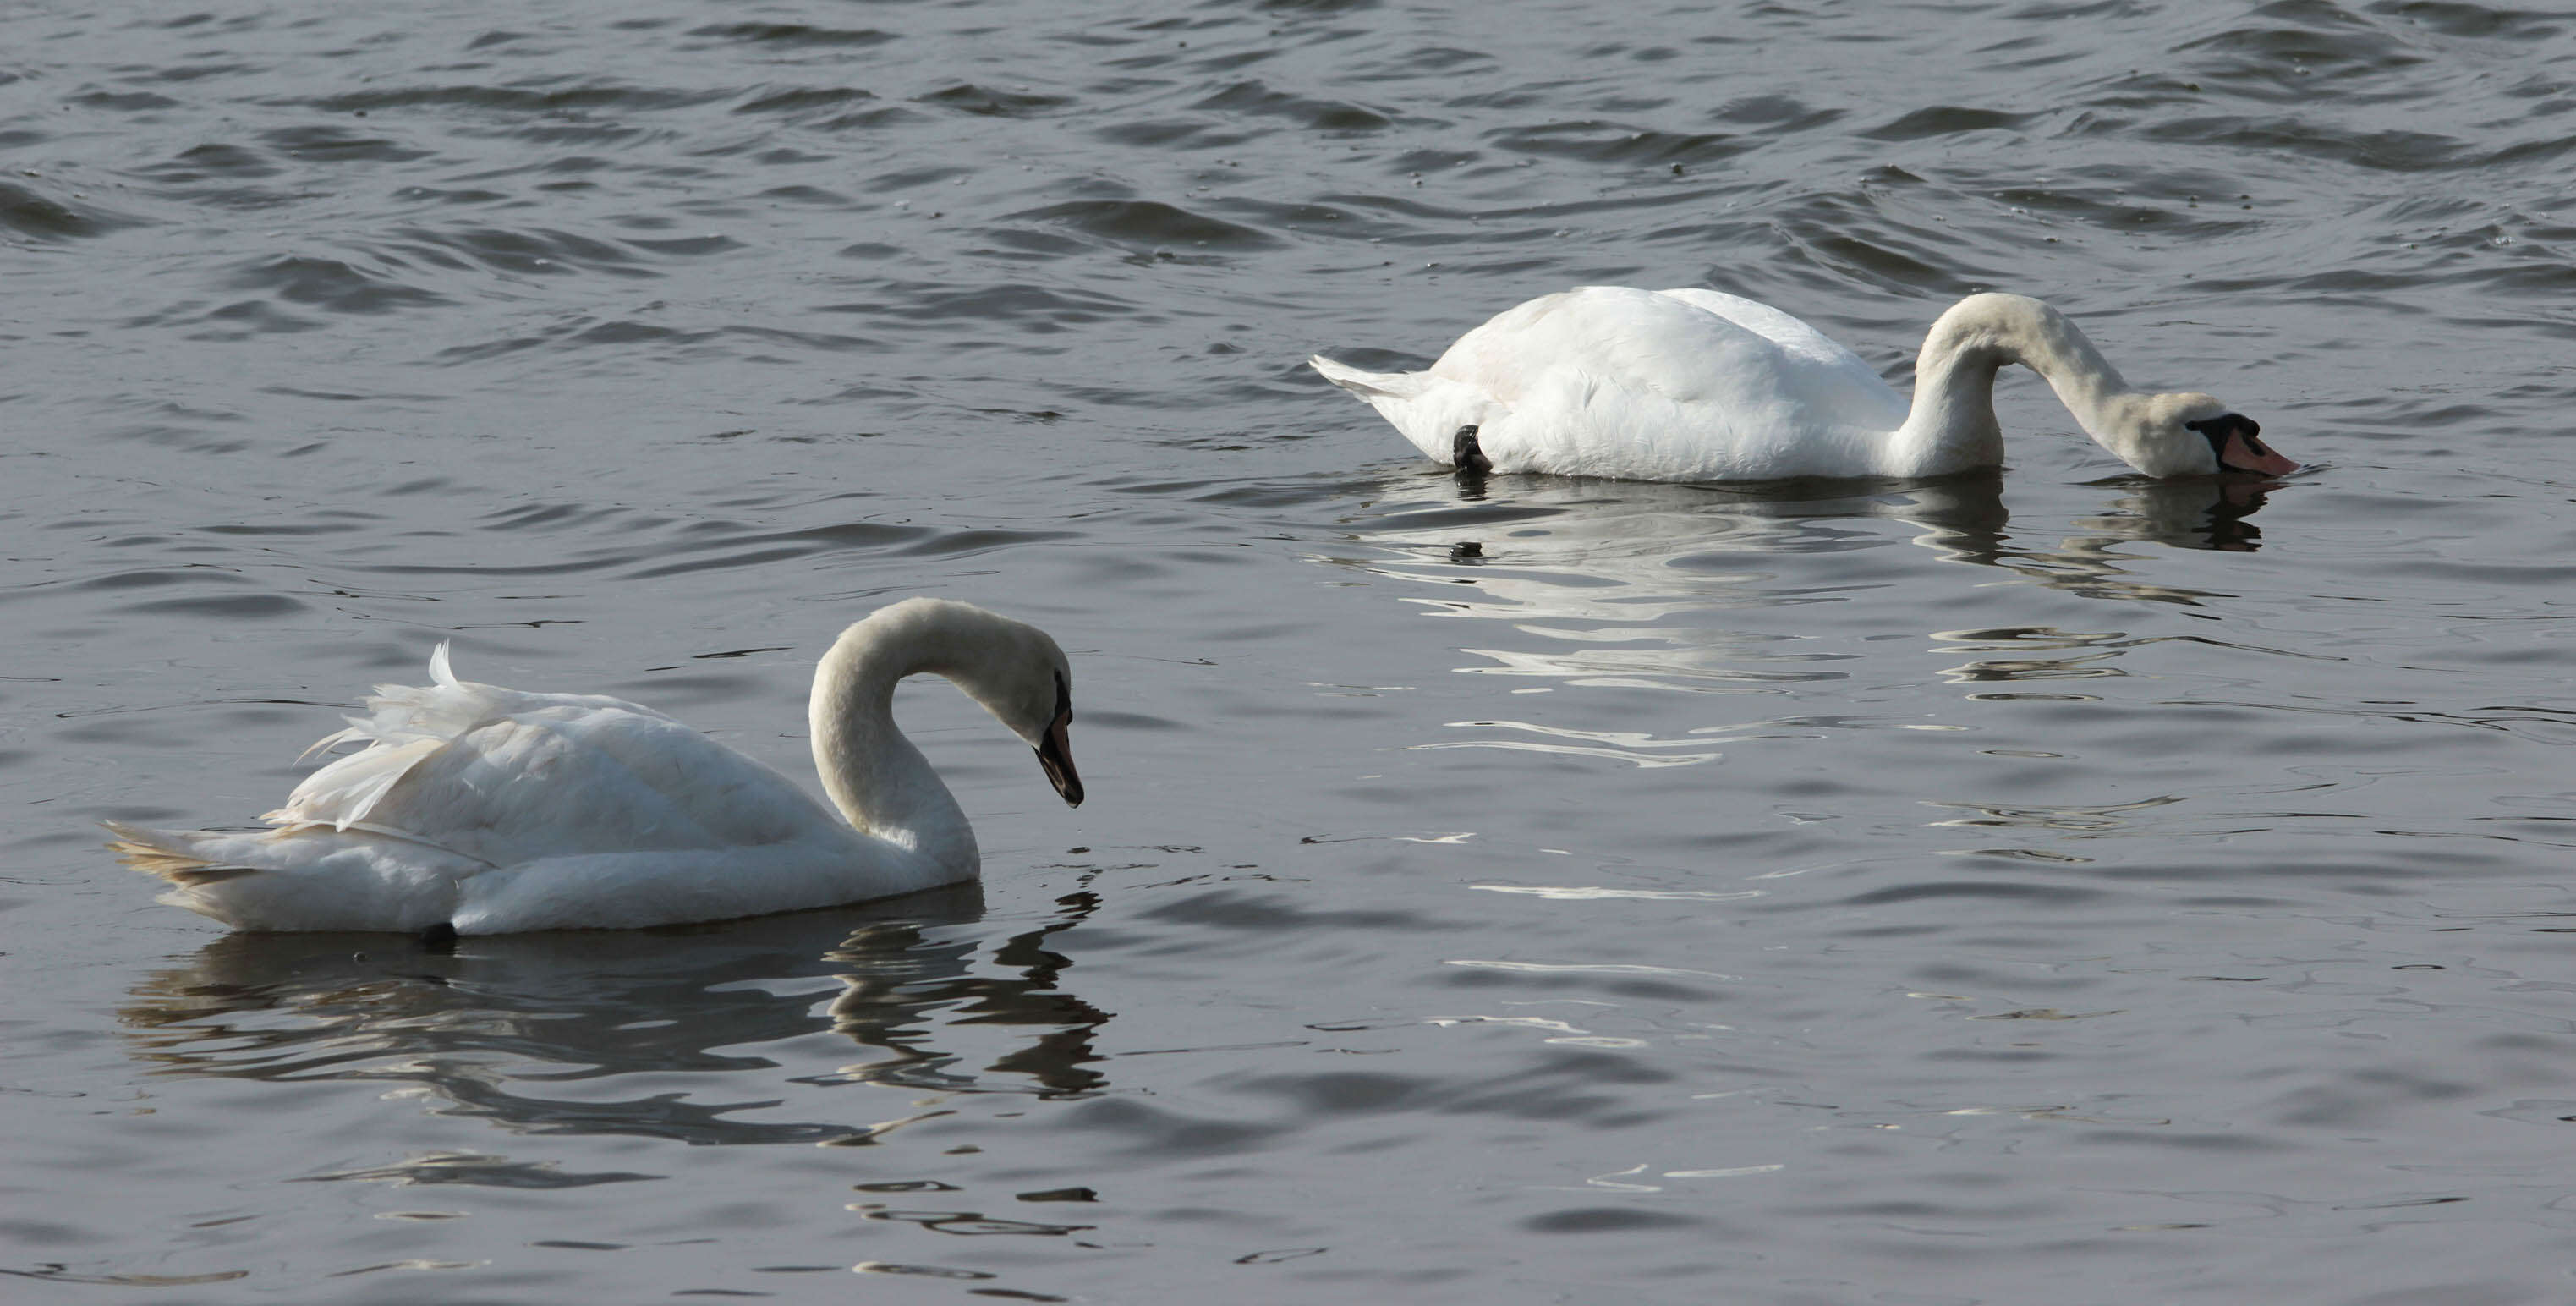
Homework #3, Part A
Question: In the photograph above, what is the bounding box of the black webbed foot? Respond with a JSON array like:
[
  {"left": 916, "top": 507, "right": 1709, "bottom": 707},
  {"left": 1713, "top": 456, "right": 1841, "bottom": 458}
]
[{"left": 1450, "top": 425, "right": 1493, "bottom": 475}]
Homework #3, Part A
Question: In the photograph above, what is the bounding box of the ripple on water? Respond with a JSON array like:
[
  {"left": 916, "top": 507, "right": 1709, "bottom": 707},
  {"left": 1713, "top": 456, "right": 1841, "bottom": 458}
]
[
  {"left": 303, "top": 1153, "right": 664, "bottom": 1190},
  {"left": 1009, "top": 199, "right": 1282, "bottom": 255},
  {"left": 820, "top": 282, "right": 1140, "bottom": 332},
  {"left": 388, "top": 224, "right": 655, "bottom": 279},
  {"left": 0, "top": 180, "right": 144, "bottom": 239},
  {"left": 916, "top": 83, "right": 1072, "bottom": 119},
  {"left": 686, "top": 21, "right": 899, "bottom": 51},
  {"left": 1186, "top": 80, "right": 1392, "bottom": 133},
  {"left": 226, "top": 255, "right": 451, "bottom": 315}
]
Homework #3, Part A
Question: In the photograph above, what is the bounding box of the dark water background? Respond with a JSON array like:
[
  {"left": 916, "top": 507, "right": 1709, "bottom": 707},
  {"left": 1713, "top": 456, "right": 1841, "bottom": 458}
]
[{"left": 8, "top": 1, "right": 2576, "bottom": 1302}]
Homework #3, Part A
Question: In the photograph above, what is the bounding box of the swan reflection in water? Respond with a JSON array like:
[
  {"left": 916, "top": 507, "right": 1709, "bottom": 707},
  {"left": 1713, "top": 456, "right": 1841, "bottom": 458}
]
[
  {"left": 1361, "top": 466, "right": 2281, "bottom": 618},
  {"left": 118, "top": 885, "right": 1112, "bottom": 1149},
  {"left": 2072, "top": 474, "right": 2272, "bottom": 554},
  {"left": 1316, "top": 469, "right": 2285, "bottom": 740}
]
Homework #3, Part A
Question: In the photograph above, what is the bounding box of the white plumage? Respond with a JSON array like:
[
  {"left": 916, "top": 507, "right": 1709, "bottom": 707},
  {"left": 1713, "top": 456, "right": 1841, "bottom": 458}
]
[
  {"left": 107, "top": 598, "right": 1082, "bottom": 935},
  {"left": 1312, "top": 287, "right": 2295, "bottom": 482}
]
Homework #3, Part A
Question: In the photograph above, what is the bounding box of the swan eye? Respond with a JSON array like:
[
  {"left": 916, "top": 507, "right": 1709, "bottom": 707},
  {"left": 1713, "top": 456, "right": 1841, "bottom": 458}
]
[{"left": 2184, "top": 413, "right": 2256, "bottom": 453}]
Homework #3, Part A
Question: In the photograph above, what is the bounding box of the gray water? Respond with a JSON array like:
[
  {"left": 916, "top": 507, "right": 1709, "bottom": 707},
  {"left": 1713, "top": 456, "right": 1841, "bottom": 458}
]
[{"left": 7, "top": 1, "right": 2576, "bottom": 1302}]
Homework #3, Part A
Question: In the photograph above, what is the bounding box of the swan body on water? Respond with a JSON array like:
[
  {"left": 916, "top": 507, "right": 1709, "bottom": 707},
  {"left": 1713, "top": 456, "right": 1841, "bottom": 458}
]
[
  {"left": 107, "top": 598, "right": 1082, "bottom": 935},
  {"left": 1310, "top": 287, "right": 2296, "bottom": 482}
]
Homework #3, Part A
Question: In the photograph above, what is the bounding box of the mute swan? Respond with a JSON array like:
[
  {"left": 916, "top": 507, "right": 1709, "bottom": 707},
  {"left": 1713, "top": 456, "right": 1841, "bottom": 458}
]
[
  {"left": 1310, "top": 287, "right": 2296, "bottom": 482},
  {"left": 106, "top": 598, "right": 1082, "bottom": 936}
]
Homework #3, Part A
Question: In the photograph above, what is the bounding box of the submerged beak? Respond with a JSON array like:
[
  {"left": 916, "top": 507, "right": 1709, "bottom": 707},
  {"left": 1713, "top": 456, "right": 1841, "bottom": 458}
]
[{"left": 1035, "top": 709, "right": 1082, "bottom": 807}]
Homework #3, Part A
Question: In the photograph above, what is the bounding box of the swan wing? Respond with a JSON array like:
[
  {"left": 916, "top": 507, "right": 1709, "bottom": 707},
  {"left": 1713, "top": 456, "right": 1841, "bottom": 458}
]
[
  {"left": 329, "top": 705, "right": 846, "bottom": 867},
  {"left": 1424, "top": 287, "right": 1910, "bottom": 480},
  {"left": 1650, "top": 288, "right": 1882, "bottom": 375},
  {"left": 276, "top": 650, "right": 845, "bottom": 868},
  {"left": 282, "top": 643, "right": 666, "bottom": 829}
]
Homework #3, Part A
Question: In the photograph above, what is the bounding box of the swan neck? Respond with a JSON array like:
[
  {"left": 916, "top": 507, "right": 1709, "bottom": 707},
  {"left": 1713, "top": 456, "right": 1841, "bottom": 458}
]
[
  {"left": 1893, "top": 294, "right": 2134, "bottom": 475},
  {"left": 809, "top": 627, "right": 976, "bottom": 873}
]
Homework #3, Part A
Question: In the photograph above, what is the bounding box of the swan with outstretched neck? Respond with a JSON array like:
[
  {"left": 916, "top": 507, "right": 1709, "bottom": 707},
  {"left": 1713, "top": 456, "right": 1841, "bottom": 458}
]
[
  {"left": 107, "top": 598, "right": 1082, "bottom": 936},
  {"left": 1311, "top": 287, "right": 2297, "bottom": 482}
]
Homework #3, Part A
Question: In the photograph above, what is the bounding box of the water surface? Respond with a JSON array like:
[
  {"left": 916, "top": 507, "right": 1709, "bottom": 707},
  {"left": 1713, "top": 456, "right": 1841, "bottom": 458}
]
[{"left": 7, "top": 1, "right": 2576, "bottom": 1302}]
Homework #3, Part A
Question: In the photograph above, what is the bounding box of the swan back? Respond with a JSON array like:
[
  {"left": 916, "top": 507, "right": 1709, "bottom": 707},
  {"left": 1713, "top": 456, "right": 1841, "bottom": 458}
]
[
  {"left": 1315, "top": 287, "right": 1910, "bottom": 480},
  {"left": 284, "top": 654, "right": 850, "bottom": 869},
  {"left": 1449, "top": 288, "right": 1911, "bottom": 480}
]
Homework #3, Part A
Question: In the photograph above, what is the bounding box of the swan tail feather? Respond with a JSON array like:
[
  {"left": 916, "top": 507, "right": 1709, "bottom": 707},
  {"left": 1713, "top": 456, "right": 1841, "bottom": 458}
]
[
  {"left": 107, "top": 819, "right": 474, "bottom": 931},
  {"left": 1308, "top": 354, "right": 1434, "bottom": 401},
  {"left": 103, "top": 821, "right": 261, "bottom": 887},
  {"left": 1312, "top": 355, "right": 1495, "bottom": 467}
]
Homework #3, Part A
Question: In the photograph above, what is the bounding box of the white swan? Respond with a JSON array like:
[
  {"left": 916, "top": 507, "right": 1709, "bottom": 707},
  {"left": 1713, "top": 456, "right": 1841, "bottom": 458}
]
[
  {"left": 1310, "top": 287, "right": 2296, "bottom": 482},
  {"left": 106, "top": 598, "right": 1082, "bottom": 936}
]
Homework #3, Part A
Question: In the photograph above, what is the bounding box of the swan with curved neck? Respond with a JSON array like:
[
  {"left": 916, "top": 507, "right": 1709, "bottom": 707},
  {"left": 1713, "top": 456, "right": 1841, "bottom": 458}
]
[
  {"left": 107, "top": 598, "right": 1082, "bottom": 936},
  {"left": 1310, "top": 288, "right": 2296, "bottom": 482}
]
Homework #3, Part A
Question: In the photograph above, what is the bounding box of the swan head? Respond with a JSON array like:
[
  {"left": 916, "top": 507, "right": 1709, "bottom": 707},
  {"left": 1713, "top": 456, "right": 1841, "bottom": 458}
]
[
  {"left": 945, "top": 611, "right": 1083, "bottom": 809},
  {"left": 843, "top": 598, "right": 1084, "bottom": 808},
  {"left": 1022, "top": 665, "right": 1083, "bottom": 809},
  {"left": 2094, "top": 392, "right": 2298, "bottom": 479}
]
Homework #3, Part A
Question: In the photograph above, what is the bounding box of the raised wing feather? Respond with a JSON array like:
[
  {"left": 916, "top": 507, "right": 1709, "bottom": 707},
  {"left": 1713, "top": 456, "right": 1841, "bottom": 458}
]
[{"left": 271, "top": 650, "right": 840, "bottom": 867}]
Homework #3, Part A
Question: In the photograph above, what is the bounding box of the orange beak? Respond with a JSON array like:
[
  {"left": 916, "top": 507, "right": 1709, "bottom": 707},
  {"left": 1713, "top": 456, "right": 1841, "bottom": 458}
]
[{"left": 2218, "top": 428, "right": 2299, "bottom": 477}]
